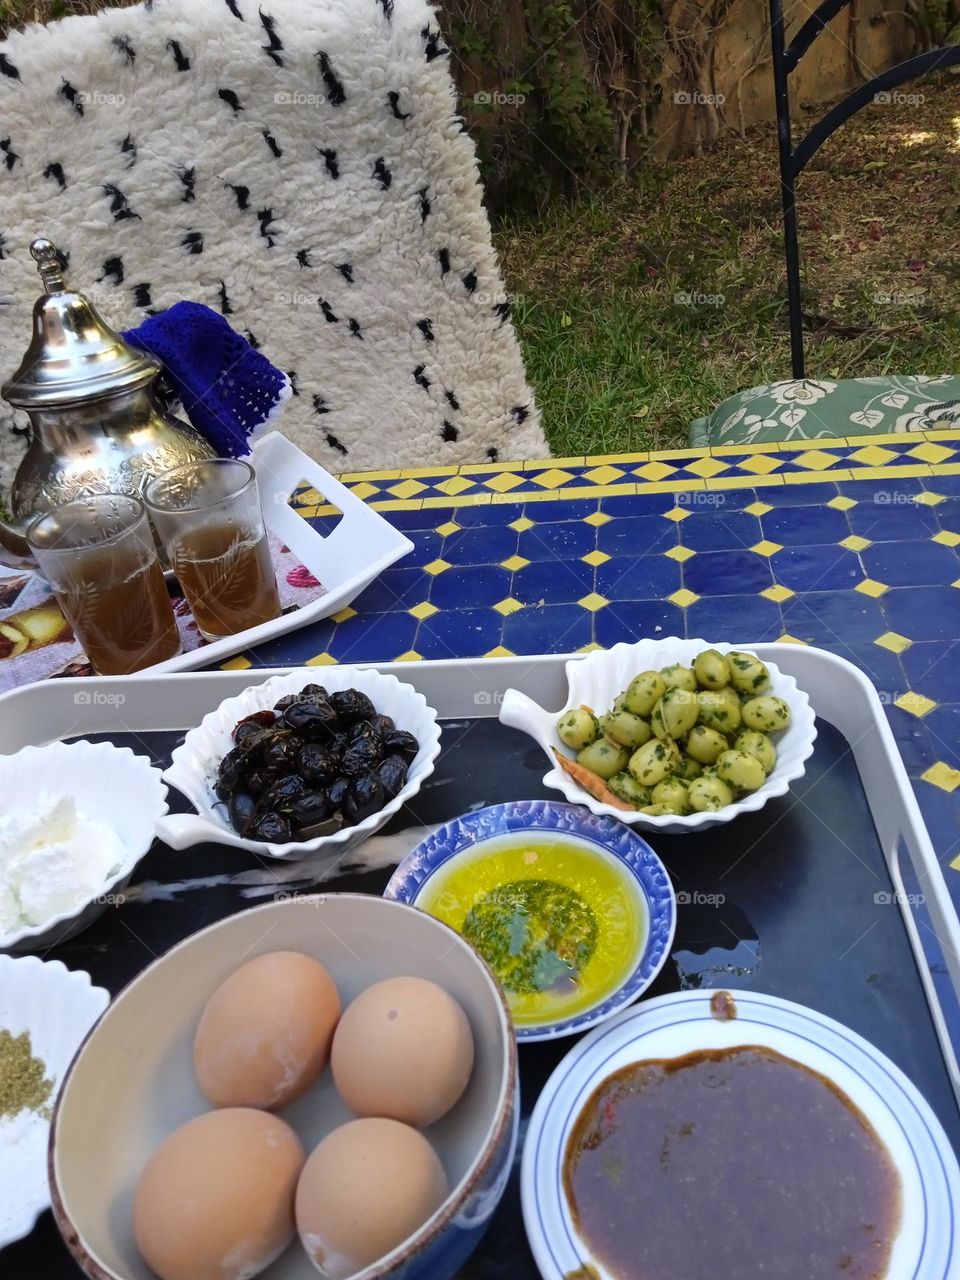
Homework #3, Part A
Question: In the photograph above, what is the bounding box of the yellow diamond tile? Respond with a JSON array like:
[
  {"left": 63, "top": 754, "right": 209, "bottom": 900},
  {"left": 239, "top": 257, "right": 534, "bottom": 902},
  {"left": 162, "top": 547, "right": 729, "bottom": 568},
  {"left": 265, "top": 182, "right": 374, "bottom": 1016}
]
[
  {"left": 492, "top": 597, "right": 524, "bottom": 616},
  {"left": 510, "top": 516, "right": 536, "bottom": 532},
  {"left": 293, "top": 486, "right": 322, "bottom": 507},
  {"left": 331, "top": 606, "right": 358, "bottom": 623},
  {"left": 394, "top": 649, "right": 423, "bottom": 662},
  {"left": 839, "top": 534, "right": 872, "bottom": 552},
  {"left": 932, "top": 530, "right": 960, "bottom": 547},
  {"left": 423, "top": 558, "right": 452, "bottom": 576},
  {"left": 531, "top": 468, "right": 575, "bottom": 490},
  {"left": 304, "top": 652, "right": 337, "bottom": 667},
  {"left": 662, "top": 506, "right": 691, "bottom": 523},
  {"left": 634, "top": 461, "right": 679, "bottom": 482},
  {"left": 895, "top": 691, "right": 938, "bottom": 717},
  {"left": 854, "top": 579, "right": 889, "bottom": 598},
  {"left": 664, "top": 545, "right": 696, "bottom": 563},
  {"left": 777, "top": 633, "right": 808, "bottom": 644},
  {"left": 501, "top": 554, "right": 531, "bottom": 572},
  {"left": 408, "top": 601, "right": 439, "bottom": 620},
  {"left": 849, "top": 445, "right": 898, "bottom": 466},
  {"left": 434, "top": 520, "right": 461, "bottom": 537},
  {"left": 221, "top": 655, "right": 253, "bottom": 670},
  {"left": 435, "top": 475, "right": 476, "bottom": 497},
  {"left": 578, "top": 641, "right": 606, "bottom": 653},
  {"left": 761, "top": 584, "right": 795, "bottom": 603},
  {"left": 874, "top": 631, "right": 913, "bottom": 654},
  {"left": 577, "top": 592, "right": 610, "bottom": 613},
  {"left": 581, "top": 549, "right": 611, "bottom": 567},
  {"left": 484, "top": 644, "right": 515, "bottom": 658},
  {"left": 953, "top": 579, "right": 960, "bottom": 590},
  {"left": 743, "top": 500, "right": 774, "bottom": 516},
  {"left": 684, "top": 456, "right": 730, "bottom": 479},
  {"left": 827, "top": 495, "right": 858, "bottom": 511},
  {"left": 908, "top": 442, "right": 955, "bottom": 464},
  {"left": 582, "top": 465, "right": 626, "bottom": 485},
  {"left": 792, "top": 449, "right": 840, "bottom": 472},
  {"left": 924, "top": 762, "right": 960, "bottom": 794},
  {"left": 484, "top": 472, "right": 526, "bottom": 493},
  {"left": 750, "top": 539, "right": 784, "bottom": 558},
  {"left": 915, "top": 490, "right": 946, "bottom": 506},
  {"left": 386, "top": 478, "right": 428, "bottom": 500},
  {"left": 350, "top": 482, "right": 381, "bottom": 501},
  {"left": 583, "top": 511, "right": 612, "bottom": 527},
  {"left": 667, "top": 588, "right": 700, "bottom": 608},
  {"left": 738, "top": 455, "right": 783, "bottom": 476}
]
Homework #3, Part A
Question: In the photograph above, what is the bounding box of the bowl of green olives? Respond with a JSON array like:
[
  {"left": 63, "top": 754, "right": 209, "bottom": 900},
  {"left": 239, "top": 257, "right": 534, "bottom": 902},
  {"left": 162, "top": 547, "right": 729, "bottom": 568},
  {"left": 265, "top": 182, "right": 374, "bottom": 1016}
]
[
  {"left": 499, "top": 639, "right": 816, "bottom": 833},
  {"left": 159, "top": 668, "right": 442, "bottom": 859}
]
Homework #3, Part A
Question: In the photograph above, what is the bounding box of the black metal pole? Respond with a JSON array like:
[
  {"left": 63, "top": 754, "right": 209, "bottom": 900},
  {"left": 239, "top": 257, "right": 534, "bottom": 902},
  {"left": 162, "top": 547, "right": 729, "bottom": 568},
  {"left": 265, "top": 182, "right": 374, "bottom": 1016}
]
[{"left": 769, "top": 0, "right": 806, "bottom": 379}]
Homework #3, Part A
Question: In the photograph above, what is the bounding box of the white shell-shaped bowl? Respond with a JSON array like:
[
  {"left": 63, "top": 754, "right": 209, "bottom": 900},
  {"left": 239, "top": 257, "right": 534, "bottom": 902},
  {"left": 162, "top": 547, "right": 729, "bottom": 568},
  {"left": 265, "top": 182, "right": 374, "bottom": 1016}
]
[
  {"left": 0, "top": 741, "right": 169, "bottom": 953},
  {"left": 160, "top": 668, "right": 441, "bottom": 860},
  {"left": 0, "top": 955, "right": 108, "bottom": 1250},
  {"left": 499, "top": 638, "right": 817, "bottom": 835}
]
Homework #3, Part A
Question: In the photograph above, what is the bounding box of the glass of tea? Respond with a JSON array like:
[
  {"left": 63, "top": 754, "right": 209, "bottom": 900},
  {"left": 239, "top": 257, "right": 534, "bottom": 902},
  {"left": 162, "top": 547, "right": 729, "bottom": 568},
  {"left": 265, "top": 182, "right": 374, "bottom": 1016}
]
[
  {"left": 26, "top": 494, "right": 181, "bottom": 675},
  {"left": 144, "top": 458, "right": 281, "bottom": 639}
]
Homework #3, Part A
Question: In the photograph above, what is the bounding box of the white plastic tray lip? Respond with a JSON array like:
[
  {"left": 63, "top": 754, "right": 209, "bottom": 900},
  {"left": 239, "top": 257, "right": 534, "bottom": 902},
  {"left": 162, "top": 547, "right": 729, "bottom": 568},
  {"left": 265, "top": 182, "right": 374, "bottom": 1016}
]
[{"left": 0, "top": 643, "right": 958, "bottom": 1122}]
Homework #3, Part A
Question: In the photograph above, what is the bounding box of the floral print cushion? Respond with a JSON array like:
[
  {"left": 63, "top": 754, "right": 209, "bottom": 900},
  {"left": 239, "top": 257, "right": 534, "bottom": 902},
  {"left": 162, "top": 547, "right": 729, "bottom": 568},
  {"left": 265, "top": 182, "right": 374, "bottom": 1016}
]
[{"left": 689, "top": 375, "right": 960, "bottom": 447}]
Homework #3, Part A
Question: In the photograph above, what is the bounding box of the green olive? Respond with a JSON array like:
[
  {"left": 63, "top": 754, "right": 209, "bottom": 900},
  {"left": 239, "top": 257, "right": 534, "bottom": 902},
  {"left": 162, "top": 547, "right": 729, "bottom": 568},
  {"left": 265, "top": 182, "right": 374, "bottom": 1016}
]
[
  {"left": 577, "top": 739, "right": 630, "bottom": 779},
  {"left": 697, "top": 687, "right": 742, "bottom": 735},
  {"left": 652, "top": 776, "right": 691, "bottom": 814},
  {"left": 673, "top": 754, "right": 703, "bottom": 781},
  {"left": 650, "top": 700, "right": 670, "bottom": 740},
  {"left": 693, "top": 648, "right": 731, "bottom": 690},
  {"left": 605, "top": 709, "right": 653, "bottom": 749},
  {"left": 742, "top": 695, "right": 791, "bottom": 733},
  {"left": 612, "top": 692, "right": 626, "bottom": 715},
  {"left": 557, "top": 707, "right": 600, "bottom": 751},
  {"left": 640, "top": 803, "right": 683, "bottom": 816},
  {"left": 608, "top": 771, "right": 652, "bottom": 808},
  {"left": 688, "top": 775, "right": 735, "bottom": 812},
  {"left": 727, "top": 651, "right": 771, "bottom": 696},
  {"left": 660, "top": 663, "right": 698, "bottom": 693},
  {"left": 659, "top": 687, "right": 699, "bottom": 738},
  {"left": 716, "top": 749, "right": 767, "bottom": 792},
  {"left": 628, "top": 737, "right": 682, "bottom": 787},
  {"left": 685, "top": 724, "right": 728, "bottom": 764},
  {"left": 735, "top": 729, "right": 777, "bottom": 774},
  {"left": 624, "top": 671, "right": 665, "bottom": 717}
]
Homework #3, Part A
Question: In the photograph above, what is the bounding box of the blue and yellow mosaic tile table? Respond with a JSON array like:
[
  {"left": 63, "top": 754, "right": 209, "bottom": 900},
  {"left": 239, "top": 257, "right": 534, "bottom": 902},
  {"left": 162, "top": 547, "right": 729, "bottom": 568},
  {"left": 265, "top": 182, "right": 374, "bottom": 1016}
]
[{"left": 226, "top": 431, "right": 960, "bottom": 903}]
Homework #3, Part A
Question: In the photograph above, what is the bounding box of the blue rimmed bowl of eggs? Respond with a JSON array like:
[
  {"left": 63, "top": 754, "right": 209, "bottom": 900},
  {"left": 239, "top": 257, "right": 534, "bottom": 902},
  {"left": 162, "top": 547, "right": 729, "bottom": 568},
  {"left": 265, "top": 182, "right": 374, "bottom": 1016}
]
[{"left": 48, "top": 894, "right": 518, "bottom": 1280}]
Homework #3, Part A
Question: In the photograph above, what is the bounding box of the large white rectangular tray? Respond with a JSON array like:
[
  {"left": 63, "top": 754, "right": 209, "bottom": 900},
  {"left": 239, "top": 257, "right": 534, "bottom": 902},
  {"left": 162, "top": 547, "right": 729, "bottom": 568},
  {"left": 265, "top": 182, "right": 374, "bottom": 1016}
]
[{"left": 0, "top": 644, "right": 958, "bottom": 1115}]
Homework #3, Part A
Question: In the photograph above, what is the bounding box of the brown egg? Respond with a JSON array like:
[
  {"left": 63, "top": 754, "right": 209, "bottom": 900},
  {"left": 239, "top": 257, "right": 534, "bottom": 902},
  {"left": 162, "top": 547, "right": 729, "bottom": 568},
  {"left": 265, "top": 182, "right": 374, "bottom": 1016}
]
[
  {"left": 295, "top": 1118, "right": 448, "bottom": 1278},
  {"left": 194, "top": 951, "right": 340, "bottom": 1109},
  {"left": 133, "top": 1108, "right": 304, "bottom": 1280},
  {"left": 331, "top": 976, "right": 474, "bottom": 1127}
]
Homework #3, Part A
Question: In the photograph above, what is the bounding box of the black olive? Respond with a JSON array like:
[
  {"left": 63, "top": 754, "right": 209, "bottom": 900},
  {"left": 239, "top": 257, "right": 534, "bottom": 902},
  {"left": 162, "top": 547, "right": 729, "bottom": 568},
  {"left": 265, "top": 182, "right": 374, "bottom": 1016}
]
[
  {"left": 300, "top": 683, "right": 327, "bottom": 699},
  {"left": 329, "top": 689, "right": 375, "bottom": 724},
  {"left": 369, "top": 713, "right": 395, "bottom": 737},
  {"left": 291, "top": 790, "right": 333, "bottom": 830},
  {"left": 245, "top": 766, "right": 276, "bottom": 797},
  {"left": 325, "top": 777, "right": 350, "bottom": 812},
  {"left": 381, "top": 729, "right": 419, "bottom": 763},
  {"left": 250, "top": 811, "right": 293, "bottom": 842},
  {"left": 261, "top": 732, "right": 300, "bottom": 772},
  {"left": 215, "top": 745, "right": 248, "bottom": 800},
  {"left": 233, "top": 710, "right": 276, "bottom": 743},
  {"left": 274, "top": 693, "right": 299, "bottom": 711},
  {"left": 342, "top": 774, "right": 385, "bottom": 824},
  {"left": 375, "top": 754, "right": 409, "bottom": 799},
  {"left": 261, "top": 774, "right": 306, "bottom": 812},
  {"left": 229, "top": 791, "right": 258, "bottom": 835},
  {"left": 340, "top": 736, "right": 381, "bottom": 778},
  {"left": 282, "top": 699, "right": 339, "bottom": 743},
  {"left": 297, "top": 743, "right": 340, "bottom": 786}
]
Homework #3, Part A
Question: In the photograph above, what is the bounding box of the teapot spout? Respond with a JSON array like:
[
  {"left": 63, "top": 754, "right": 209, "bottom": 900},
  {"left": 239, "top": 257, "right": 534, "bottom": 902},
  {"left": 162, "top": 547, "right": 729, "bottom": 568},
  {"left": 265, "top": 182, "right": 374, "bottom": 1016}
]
[{"left": 0, "top": 515, "right": 35, "bottom": 570}]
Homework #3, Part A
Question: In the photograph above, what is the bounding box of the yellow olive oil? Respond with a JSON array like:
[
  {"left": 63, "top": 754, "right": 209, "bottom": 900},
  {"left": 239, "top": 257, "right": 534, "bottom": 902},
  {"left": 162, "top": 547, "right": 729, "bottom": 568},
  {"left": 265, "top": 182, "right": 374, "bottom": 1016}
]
[{"left": 417, "top": 836, "right": 646, "bottom": 1027}]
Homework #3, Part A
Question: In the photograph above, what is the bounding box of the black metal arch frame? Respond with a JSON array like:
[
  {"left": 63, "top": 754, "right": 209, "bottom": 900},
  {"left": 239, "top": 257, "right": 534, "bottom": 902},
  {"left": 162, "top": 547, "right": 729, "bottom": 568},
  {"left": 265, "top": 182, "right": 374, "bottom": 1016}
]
[{"left": 769, "top": 0, "right": 960, "bottom": 377}]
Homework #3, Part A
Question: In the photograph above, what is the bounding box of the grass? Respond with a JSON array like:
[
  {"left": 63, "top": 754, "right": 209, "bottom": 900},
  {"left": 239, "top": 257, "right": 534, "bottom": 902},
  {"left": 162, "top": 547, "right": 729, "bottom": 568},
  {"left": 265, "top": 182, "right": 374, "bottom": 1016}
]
[{"left": 495, "top": 76, "right": 960, "bottom": 455}]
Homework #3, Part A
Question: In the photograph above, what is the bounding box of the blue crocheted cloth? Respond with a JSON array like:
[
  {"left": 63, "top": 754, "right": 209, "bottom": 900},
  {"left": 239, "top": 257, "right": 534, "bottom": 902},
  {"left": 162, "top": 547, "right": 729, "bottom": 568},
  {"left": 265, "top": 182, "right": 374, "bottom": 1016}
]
[{"left": 123, "top": 302, "right": 290, "bottom": 458}]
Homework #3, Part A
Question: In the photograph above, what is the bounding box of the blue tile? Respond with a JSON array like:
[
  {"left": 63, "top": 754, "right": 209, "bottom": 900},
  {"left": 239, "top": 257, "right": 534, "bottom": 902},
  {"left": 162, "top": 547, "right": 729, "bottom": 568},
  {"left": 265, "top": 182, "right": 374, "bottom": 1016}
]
[
  {"left": 511, "top": 558, "right": 594, "bottom": 605},
  {"left": 304, "top": 511, "right": 345, "bottom": 537},
  {"left": 501, "top": 603, "right": 593, "bottom": 653},
  {"left": 847, "top": 503, "right": 939, "bottom": 542},
  {"left": 773, "top": 545, "right": 861, "bottom": 592},
  {"left": 518, "top": 521, "right": 596, "bottom": 562},
  {"left": 763, "top": 481, "right": 839, "bottom": 506},
  {"left": 595, "top": 555, "right": 680, "bottom": 602},
  {"left": 244, "top": 616, "right": 336, "bottom": 665},
  {"left": 328, "top": 612, "right": 417, "bottom": 663},
  {"left": 683, "top": 550, "right": 773, "bottom": 596},
  {"left": 451, "top": 502, "right": 526, "bottom": 528},
  {"left": 902, "top": 643, "right": 960, "bottom": 702},
  {"left": 524, "top": 498, "right": 600, "bottom": 522},
  {"left": 762, "top": 505, "right": 850, "bottom": 546},
  {"left": 594, "top": 599, "right": 686, "bottom": 646},
  {"left": 597, "top": 515, "right": 677, "bottom": 558},
  {"left": 414, "top": 608, "right": 503, "bottom": 660},
  {"left": 882, "top": 587, "right": 960, "bottom": 642},
  {"left": 925, "top": 475, "right": 960, "bottom": 497},
  {"left": 924, "top": 705, "right": 960, "bottom": 770},
  {"left": 352, "top": 567, "right": 428, "bottom": 613},
  {"left": 675, "top": 511, "right": 762, "bottom": 551},
  {"left": 839, "top": 477, "right": 925, "bottom": 502},
  {"left": 862, "top": 539, "right": 959, "bottom": 588},
  {"left": 404, "top": 529, "right": 445, "bottom": 566},
  {"left": 780, "top": 591, "right": 885, "bottom": 649},
  {"left": 685, "top": 593, "right": 782, "bottom": 640},
  {"left": 912, "top": 781, "right": 960, "bottom": 871},
  {"left": 675, "top": 489, "right": 759, "bottom": 512},
  {"left": 832, "top": 642, "right": 905, "bottom": 701},
  {"left": 430, "top": 565, "right": 512, "bottom": 609},
  {"left": 601, "top": 492, "right": 684, "bottom": 516},
  {"left": 383, "top": 507, "right": 453, "bottom": 531},
  {"left": 443, "top": 524, "right": 517, "bottom": 565},
  {"left": 884, "top": 704, "right": 937, "bottom": 776}
]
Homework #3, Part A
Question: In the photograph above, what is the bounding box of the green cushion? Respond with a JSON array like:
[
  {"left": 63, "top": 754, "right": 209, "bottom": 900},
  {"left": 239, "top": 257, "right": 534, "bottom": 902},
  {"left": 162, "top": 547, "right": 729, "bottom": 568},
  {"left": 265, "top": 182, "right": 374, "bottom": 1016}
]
[{"left": 689, "top": 375, "right": 960, "bottom": 447}]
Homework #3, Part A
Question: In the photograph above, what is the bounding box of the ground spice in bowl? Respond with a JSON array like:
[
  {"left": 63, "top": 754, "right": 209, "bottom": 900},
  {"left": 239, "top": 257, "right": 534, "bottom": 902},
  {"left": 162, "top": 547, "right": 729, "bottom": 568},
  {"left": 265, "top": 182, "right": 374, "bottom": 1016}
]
[{"left": 0, "top": 1029, "right": 53, "bottom": 1121}]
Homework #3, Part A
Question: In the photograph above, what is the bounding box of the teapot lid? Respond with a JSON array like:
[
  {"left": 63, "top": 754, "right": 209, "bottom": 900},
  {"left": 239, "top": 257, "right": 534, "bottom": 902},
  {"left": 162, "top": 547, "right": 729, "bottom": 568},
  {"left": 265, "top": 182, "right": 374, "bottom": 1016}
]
[{"left": 1, "top": 238, "right": 160, "bottom": 410}]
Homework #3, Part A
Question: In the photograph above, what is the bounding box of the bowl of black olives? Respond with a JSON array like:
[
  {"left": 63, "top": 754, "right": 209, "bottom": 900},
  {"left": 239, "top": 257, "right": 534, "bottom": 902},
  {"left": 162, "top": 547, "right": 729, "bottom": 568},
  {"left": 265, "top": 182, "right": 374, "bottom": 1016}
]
[{"left": 159, "top": 669, "right": 441, "bottom": 858}]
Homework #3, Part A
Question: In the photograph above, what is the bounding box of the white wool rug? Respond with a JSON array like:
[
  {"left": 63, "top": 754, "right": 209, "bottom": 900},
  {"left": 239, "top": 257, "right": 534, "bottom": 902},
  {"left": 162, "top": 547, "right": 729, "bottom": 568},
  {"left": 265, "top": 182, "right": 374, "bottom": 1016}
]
[{"left": 0, "top": 0, "right": 545, "bottom": 494}]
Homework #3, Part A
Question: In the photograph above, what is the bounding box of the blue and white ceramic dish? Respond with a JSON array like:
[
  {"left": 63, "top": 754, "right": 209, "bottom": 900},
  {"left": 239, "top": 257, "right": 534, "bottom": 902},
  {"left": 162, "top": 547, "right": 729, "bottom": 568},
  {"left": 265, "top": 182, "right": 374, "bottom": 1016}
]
[
  {"left": 384, "top": 800, "right": 676, "bottom": 1043},
  {"left": 522, "top": 989, "right": 960, "bottom": 1280}
]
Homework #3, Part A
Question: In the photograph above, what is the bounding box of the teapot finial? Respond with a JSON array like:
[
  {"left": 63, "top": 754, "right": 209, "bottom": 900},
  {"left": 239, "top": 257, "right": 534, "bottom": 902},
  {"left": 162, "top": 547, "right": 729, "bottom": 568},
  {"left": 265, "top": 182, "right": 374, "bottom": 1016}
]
[{"left": 30, "top": 238, "right": 66, "bottom": 294}]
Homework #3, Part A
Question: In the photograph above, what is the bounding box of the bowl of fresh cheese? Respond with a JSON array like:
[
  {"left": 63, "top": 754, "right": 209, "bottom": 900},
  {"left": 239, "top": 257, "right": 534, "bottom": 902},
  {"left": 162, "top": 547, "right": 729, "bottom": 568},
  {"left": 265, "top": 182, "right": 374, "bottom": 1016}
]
[{"left": 0, "top": 741, "right": 168, "bottom": 953}]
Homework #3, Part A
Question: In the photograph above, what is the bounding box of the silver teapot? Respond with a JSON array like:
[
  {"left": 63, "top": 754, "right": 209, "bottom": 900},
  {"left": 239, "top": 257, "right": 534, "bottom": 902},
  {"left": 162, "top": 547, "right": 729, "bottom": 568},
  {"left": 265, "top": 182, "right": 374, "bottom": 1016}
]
[{"left": 0, "top": 238, "right": 216, "bottom": 569}]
